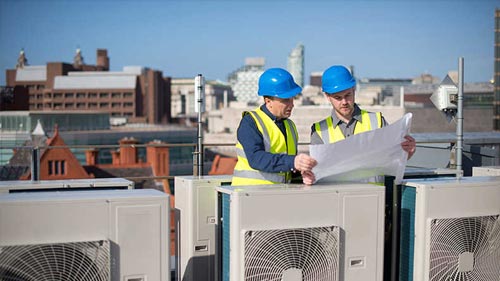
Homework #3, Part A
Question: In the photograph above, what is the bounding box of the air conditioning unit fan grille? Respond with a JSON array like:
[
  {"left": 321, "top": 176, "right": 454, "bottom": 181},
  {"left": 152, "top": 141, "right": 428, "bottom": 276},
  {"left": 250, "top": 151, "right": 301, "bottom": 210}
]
[
  {"left": 429, "top": 215, "right": 500, "bottom": 281},
  {"left": 0, "top": 240, "right": 110, "bottom": 281},
  {"left": 244, "top": 226, "right": 340, "bottom": 281}
]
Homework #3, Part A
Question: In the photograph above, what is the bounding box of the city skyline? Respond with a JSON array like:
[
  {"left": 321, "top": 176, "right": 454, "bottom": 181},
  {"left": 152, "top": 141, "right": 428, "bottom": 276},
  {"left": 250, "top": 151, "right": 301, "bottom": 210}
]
[{"left": 0, "top": 0, "right": 498, "bottom": 85}]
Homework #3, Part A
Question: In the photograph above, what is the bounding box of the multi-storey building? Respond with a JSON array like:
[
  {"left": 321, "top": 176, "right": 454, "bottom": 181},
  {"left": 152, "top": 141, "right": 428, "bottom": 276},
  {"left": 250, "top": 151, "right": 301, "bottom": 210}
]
[
  {"left": 170, "top": 77, "right": 234, "bottom": 121},
  {"left": 227, "top": 57, "right": 265, "bottom": 104},
  {"left": 287, "top": 43, "right": 305, "bottom": 87},
  {"left": 5, "top": 49, "right": 171, "bottom": 124}
]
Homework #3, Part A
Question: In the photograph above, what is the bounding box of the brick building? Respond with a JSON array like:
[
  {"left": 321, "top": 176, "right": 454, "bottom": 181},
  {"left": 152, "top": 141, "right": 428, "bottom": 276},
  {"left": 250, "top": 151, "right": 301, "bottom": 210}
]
[{"left": 5, "top": 49, "right": 171, "bottom": 124}]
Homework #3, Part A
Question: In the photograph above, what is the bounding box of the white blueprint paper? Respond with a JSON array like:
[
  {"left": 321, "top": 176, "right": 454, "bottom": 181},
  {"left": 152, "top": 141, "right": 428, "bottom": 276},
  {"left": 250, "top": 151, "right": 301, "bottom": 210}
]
[{"left": 310, "top": 113, "right": 412, "bottom": 184}]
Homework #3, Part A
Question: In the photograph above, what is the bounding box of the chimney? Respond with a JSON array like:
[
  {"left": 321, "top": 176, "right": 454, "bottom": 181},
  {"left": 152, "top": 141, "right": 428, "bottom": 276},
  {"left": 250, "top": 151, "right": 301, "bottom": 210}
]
[
  {"left": 111, "top": 150, "right": 120, "bottom": 165},
  {"left": 147, "top": 140, "right": 170, "bottom": 177},
  {"left": 85, "top": 148, "right": 99, "bottom": 165},
  {"left": 96, "top": 49, "right": 109, "bottom": 71},
  {"left": 119, "top": 137, "right": 138, "bottom": 165}
]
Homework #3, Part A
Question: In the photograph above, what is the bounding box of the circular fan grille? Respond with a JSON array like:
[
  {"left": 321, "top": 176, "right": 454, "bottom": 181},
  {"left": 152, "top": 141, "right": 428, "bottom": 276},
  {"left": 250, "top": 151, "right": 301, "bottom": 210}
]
[
  {"left": 429, "top": 216, "right": 500, "bottom": 281},
  {"left": 0, "top": 240, "right": 110, "bottom": 281},
  {"left": 244, "top": 226, "right": 339, "bottom": 281}
]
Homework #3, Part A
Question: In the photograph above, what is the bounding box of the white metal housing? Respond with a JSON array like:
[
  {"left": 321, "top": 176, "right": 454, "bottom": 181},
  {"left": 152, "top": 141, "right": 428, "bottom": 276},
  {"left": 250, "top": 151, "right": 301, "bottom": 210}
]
[
  {"left": 472, "top": 166, "right": 500, "bottom": 176},
  {"left": 0, "top": 189, "right": 170, "bottom": 281},
  {"left": 0, "top": 178, "right": 134, "bottom": 195},
  {"left": 402, "top": 176, "right": 500, "bottom": 281},
  {"left": 217, "top": 183, "right": 385, "bottom": 281},
  {"left": 174, "top": 175, "right": 232, "bottom": 281}
]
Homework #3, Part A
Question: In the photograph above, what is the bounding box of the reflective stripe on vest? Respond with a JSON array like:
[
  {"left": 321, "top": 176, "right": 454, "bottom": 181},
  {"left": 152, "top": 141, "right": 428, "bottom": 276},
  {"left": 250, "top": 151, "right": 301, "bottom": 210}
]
[
  {"left": 232, "top": 108, "right": 298, "bottom": 186},
  {"left": 314, "top": 110, "right": 382, "bottom": 144}
]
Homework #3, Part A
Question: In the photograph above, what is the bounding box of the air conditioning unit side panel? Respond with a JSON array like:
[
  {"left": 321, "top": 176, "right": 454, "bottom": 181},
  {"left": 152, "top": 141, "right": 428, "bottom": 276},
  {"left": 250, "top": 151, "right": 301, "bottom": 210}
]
[
  {"left": 110, "top": 196, "right": 170, "bottom": 281},
  {"left": 236, "top": 192, "right": 341, "bottom": 231},
  {"left": 399, "top": 185, "right": 416, "bottom": 281},
  {"left": 341, "top": 192, "right": 384, "bottom": 281},
  {"left": 174, "top": 175, "right": 232, "bottom": 281},
  {"left": 0, "top": 201, "right": 109, "bottom": 246},
  {"left": 424, "top": 184, "right": 500, "bottom": 219}
]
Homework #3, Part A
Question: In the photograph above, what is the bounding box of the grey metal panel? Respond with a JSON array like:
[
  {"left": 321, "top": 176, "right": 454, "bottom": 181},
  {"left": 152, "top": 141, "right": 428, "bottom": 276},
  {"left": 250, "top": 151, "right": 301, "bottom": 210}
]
[
  {"left": 54, "top": 75, "right": 136, "bottom": 89},
  {"left": 15, "top": 66, "right": 47, "bottom": 81}
]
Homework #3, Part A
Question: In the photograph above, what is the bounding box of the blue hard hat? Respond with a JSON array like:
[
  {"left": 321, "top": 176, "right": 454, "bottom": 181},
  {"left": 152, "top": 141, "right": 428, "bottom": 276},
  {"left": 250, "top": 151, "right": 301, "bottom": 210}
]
[
  {"left": 258, "top": 68, "right": 302, "bottom": 99},
  {"left": 322, "top": 65, "right": 356, "bottom": 94}
]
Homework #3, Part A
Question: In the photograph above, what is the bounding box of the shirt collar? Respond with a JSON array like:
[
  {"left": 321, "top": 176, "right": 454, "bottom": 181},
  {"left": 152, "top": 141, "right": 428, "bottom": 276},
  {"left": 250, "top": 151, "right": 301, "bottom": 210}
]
[{"left": 330, "top": 104, "right": 362, "bottom": 128}]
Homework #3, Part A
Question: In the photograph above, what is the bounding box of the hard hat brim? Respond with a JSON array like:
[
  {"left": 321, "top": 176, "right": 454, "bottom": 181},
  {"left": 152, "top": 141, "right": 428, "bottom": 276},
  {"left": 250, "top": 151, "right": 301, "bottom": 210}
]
[
  {"left": 323, "top": 80, "right": 356, "bottom": 95},
  {"left": 258, "top": 84, "right": 302, "bottom": 98}
]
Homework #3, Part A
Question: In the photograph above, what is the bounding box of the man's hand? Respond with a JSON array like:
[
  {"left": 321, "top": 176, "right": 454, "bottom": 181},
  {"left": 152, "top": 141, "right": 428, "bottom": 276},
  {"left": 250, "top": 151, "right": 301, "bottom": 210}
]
[
  {"left": 294, "top": 153, "right": 317, "bottom": 172},
  {"left": 401, "top": 135, "right": 416, "bottom": 159},
  {"left": 301, "top": 170, "right": 316, "bottom": 185}
]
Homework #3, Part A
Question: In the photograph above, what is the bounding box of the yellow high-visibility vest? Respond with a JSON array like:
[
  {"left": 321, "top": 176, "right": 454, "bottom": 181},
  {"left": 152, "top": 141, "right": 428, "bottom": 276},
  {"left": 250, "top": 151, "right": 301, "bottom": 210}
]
[
  {"left": 313, "top": 110, "right": 382, "bottom": 143},
  {"left": 232, "top": 108, "right": 298, "bottom": 186}
]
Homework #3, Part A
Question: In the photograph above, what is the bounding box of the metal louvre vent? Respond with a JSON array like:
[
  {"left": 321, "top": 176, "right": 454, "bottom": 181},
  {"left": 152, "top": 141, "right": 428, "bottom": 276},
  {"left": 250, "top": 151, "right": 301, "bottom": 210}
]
[
  {"left": 429, "top": 216, "right": 500, "bottom": 281},
  {"left": 0, "top": 240, "right": 110, "bottom": 281},
  {"left": 244, "top": 226, "right": 339, "bottom": 281}
]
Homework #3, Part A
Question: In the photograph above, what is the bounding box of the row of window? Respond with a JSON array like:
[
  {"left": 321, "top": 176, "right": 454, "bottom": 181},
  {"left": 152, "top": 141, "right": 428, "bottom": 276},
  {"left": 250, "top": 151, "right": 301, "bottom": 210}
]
[
  {"left": 48, "top": 160, "right": 65, "bottom": 176},
  {"left": 25, "top": 84, "right": 45, "bottom": 91},
  {"left": 30, "top": 102, "right": 134, "bottom": 108},
  {"left": 30, "top": 92, "right": 134, "bottom": 100}
]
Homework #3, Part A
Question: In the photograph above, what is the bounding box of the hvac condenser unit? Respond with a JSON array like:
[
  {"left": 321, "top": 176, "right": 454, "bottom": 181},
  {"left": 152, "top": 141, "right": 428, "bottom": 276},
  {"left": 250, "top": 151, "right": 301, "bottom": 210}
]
[
  {"left": 217, "top": 183, "right": 385, "bottom": 281},
  {"left": 399, "top": 176, "right": 500, "bottom": 281},
  {"left": 472, "top": 166, "right": 500, "bottom": 176},
  {"left": 174, "top": 175, "right": 232, "bottom": 281},
  {"left": 0, "top": 178, "right": 134, "bottom": 195},
  {"left": 0, "top": 189, "right": 170, "bottom": 281}
]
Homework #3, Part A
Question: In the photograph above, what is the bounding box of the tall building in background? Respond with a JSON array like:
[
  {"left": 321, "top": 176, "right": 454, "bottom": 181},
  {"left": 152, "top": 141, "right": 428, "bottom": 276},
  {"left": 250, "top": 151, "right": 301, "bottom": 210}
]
[
  {"left": 287, "top": 43, "right": 305, "bottom": 87},
  {"left": 5, "top": 49, "right": 172, "bottom": 124},
  {"left": 494, "top": 8, "right": 500, "bottom": 131},
  {"left": 227, "top": 57, "right": 265, "bottom": 104}
]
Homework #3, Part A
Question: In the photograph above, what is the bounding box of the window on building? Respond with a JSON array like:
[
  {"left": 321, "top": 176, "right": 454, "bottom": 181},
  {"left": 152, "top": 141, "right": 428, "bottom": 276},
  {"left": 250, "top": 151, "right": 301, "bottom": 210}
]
[
  {"left": 100, "top": 93, "right": 109, "bottom": 98},
  {"left": 100, "top": 103, "right": 109, "bottom": 108},
  {"left": 88, "top": 93, "right": 97, "bottom": 98},
  {"left": 89, "top": 103, "right": 98, "bottom": 108},
  {"left": 77, "top": 103, "right": 86, "bottom": 109},
  {"left": 64, "top": 93, "right": 74, "bottom": 98},
  {"left": 123, "top": 92, "right": 133, "bottom": 98},
  {"left": 112, "top": 92, "right": 121, "bottom": 98},
  {"left": 65, "top": 103, "right": 74, "bottom": 108},
  {"left": 77, "top": 93, "right": 86, "bottom": 99},
  {"left": 53, "top": 93, "right": 63, "bottom": 99},
  {"left": 112, "top": 102, "right": 121, "bottom": 108},
  {"left": 48, "top": 160, "right": 66, "bottom": 176},
  {"left": 60, "top": 160, "right": 65, "bottom": 175},
  {"left": 54, "top": 103, "right": 62, "bottom": 109},
  {"left": 124, "top": 102, "right": 133, "bottom": 107}
]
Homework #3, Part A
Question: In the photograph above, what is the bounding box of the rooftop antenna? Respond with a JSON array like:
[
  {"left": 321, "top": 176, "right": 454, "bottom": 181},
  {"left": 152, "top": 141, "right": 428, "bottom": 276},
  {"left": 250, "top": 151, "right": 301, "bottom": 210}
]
[
  {"left": 430, "top": 57, "right": 464, "bottom": 176},
  {"left": 194, "top": 74, "right": 205, "bottom": 176}
]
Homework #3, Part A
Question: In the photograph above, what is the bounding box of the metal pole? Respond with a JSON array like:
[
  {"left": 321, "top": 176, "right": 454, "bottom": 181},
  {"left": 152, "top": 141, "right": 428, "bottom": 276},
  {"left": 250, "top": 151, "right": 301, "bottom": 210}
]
[
  {"left": 31, "top": 146, "right": 40, "bottom": 181},
  {"left": 456, "top": 57, "right": 464, "bottom": 174},
  {"left": 195, "top": 74, "right": 205, "bottom": 176}
]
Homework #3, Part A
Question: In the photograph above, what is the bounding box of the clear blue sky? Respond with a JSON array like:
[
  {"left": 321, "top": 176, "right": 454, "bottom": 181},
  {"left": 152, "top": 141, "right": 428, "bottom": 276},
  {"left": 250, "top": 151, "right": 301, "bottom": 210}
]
[{"left": 0, "top": 0, "right": 498, "bottom": 85}]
